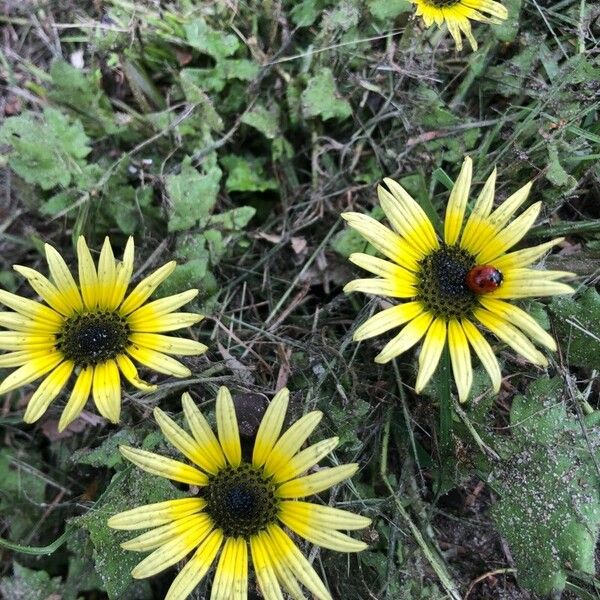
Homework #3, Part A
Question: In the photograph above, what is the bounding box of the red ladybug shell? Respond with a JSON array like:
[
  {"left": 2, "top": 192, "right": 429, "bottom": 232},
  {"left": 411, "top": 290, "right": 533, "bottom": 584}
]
[{"left": 466, "top": 265, "right": 503, "bottom": 294}]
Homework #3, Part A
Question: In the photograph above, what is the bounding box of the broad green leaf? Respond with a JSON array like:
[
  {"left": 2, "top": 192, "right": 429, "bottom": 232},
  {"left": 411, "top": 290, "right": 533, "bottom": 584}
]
[
  {"left": 491, "top": 376, "right": 600, "bottom": 596},
  {"left": 0, "top": 108, "right": 90, "bottom": 190},
  {"left": 241, "top": 104, "right": 279, "bottom": 139},
  {"left": 301, "top": 69, "right": 352, "bottom": 121},
  {"left": 180, "top": 69, "right": 224, "bottom": 131},
  {"left": 73, "top": 468, "right": 183, "bottom": 599},
  {"left": 549, "top": 287, "right": 600, "bottom": 369},
  {"left": 205, "top": 206, "right": 256, "bottom": 230},
  {"left": 184, "top": 19, "right": 239, "bottom": 59},
  {"left": 221, "top": 155, "right": 278, "bottom": 192},
  {"left": 166, "top": 159, "right": 222, "bottom": 231}
]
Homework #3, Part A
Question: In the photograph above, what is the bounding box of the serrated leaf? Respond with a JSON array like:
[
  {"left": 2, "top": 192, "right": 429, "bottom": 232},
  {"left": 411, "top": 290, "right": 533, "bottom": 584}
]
[
  {"left": 205, "top": 206, "right": 256, "bottom": 230},
  {"left": 549, "top": 287, "right": 600, "bottom": 369},
  {"left": 73, "top": 468, "right": 183, "bottom": 599},
  {"left": 154, "top": 259, "right": 209, "bottom": 298},
  {"left": 301, "top": 69, "right": 352, "bottom": 121},
  {"left": 0, "top": 108, "right": 90, "bottom": 190},
  {"left": 491, "top": 376, "right": 600, "bottom": 596},
  {"left": 221, "top": 155, "right": 278, "bottom": 192},
  {"left": 241, "top": 104, "right": 279, "bottom": 139},
  {"left": 166, "top": 159, "right": 222, "bottom": 231},
  {"left": 184, "top": 19, "right": 239, "bottom": 59},
  {"left": 180, "top": 69, "right": 224, "bottom": 131}
]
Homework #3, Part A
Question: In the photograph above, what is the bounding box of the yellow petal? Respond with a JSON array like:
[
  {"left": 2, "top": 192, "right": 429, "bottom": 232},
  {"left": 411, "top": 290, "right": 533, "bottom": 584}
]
[
  {"left": 253, "top": 387, "right": 289, "bottom": 468},
  {"left": 489, "top": 181, "right": 533, "bottom": 230},
  {"left": 474, "top": 308, "right": 548, "bottom": 366},
  {"left": 92, "top": 360, "right": 121, "bottom": 423},
  {"left": 131, "top": 520, "right": 213, "bottom": 579},
  {"left": 277, "top": 464, "right": 359, "bottom": 498},
  {"left": 164, "top": 529, "right": 223, "bottom": 600},
  {"left": 13, "top": 265, "right": 74, "bottom": 316},
  {"left": 343, "top": 278, "right": 417, "bottom": 298},
  {"left": 491, "top": 268, "right": 574, "bottom": 299},
  {"left": 127, "top": 344, "right": 191, "bottom": 378},
  {"left": 111, "top": 237, "right": 134, "bottom": 309},
  {"left": 96, "top": 237, "right": 118, "bottom": 309},
  {"left": 119, "top": 261, "right": 177, "bottom": 315},
  {"left": 353, "top": 301, "right": 423, "bottom": 341},
  {"left": 374, "top": 311, "right": 434, "bottom": 363},
  {"left": 266, "top": 525, "right": 332, "bottom": 600},
  {"left": 128, "top": 332, "right": 207, "bottom": 356},
  {"left": 0, "top": 349, "right": 49, "bottom": 368},
  {"left": 23, "top": 359, "right": 74, "bottom": 423},
  {"left": 341, "top": 212, "right": 422, "bottom": 271},
  {"left": 0, "top": 332, "right": 56, "bottom": 351},
  {"left": 216, "top": 386, "right": 242, "bottom": 467},
  {"left": 460, "top": 168, "right": 496, "bottom": 253},
  {"left": 58, "top": 365, "right": 94, "bottom": 432},
  {"left": 231, "top": 537, "right": 248, "bottom": 600},
  {"left": 476, "top": 202, "right": 541, "bottom": 264},
  {"left": 461, "top": 318, "right": 501, "bottom": 393},
  {"left": 279, "top": 510, "right": 368, "bottom": 552},
  {"left": 448, "top": 319, "right": 473, "bottom": 403},
  {"left": 122, "top": 513, "right": 211, "bottom": 552},
  {"left": 108, "top": 497, "right": 206, "bottom": 530},
  {"left": 44, "top": 244, "right": 83, "bottom": 312},
  {"left": 492, "top": 238, "right": 564, "bottom": 271},
  {"left": 211, "top": 536, "right": 238, "bottom": 600},
  {"left": 126, "top": 290, "right": 199, "bottom": 327},
  {"left": 378, "top": 180, "right": 439, "bottom": 254},
  {"left": 280, "top": 501, "right": 371, "bottom": 531},
  {"left": 129, "top": 312, "right": 204, "bottom": 333},
  {"left": 444, "top": 156, "right": 472, "bottom": 245},
  {"left": 415, "top": 317, "right": 447, "bottom": 393},
  {"left": 0, "top": 351, "right": 64, "bottom": 395},
  {"left": 77, "top": 236, "right": 98, "bottom": 310},
  {"left": 116, "top": 354, "right": 157, "bottom": 391},
  {"left": 154, "top": 406, "right": 210, "bottom": 471},
  {"left": 348, "top": 253, "right": 418, "bottom": 286},
  {"left": 0, "top": 290, "right": 63, "bottom": 328},
  {"left": 250, "top": 533, "right": 284, "bottom": 600},
  {"left": 119, "top": 445, "right": 208, "bottom": 486},
  {"left": 479, "top": 297, "right": 556, "bottom": 350},
  {"left": 274, "top": 437, "right": 339, "bottom": 483},
  {"left": 264, "top": 411, "right": 322, "bottom": 478},
  {"left": 0, "top": 311, "right": 60, "bottom": 334},
  {"left": 181, "top": 392, "right": 226, "bottom": 474}
]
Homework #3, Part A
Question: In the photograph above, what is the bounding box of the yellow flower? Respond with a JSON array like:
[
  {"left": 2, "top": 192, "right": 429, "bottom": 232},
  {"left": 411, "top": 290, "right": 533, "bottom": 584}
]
[
  {"left": 343, "top": 156, "right": 575, "bottom": 401},
  {"left": 0, "top": 237, "right": 206, "bottom": 430},
  {"left": 411, "top": 0, "right": 508, "bottom": 51},
  {"left": 108, "top": 387, "right": 370, "bottom": 600}
]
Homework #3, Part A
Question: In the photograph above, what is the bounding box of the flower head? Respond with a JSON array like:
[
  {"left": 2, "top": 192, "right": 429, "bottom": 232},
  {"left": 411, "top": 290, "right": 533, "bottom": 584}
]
[
  {"left": 411, "top": 0, "right": 508, "bottom": 51},
  {"left": 0, "top": 237, "right": 206, "bottom": 429},
  {"left": 343, "top": 156, "right": 574, "bottom": 401},
  {"left": 108, "top": 387, "right": 370, "bottom": 600}
]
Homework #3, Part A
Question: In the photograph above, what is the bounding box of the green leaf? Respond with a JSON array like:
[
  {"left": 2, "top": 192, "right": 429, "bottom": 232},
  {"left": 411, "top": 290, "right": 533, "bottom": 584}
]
[
  {"left": 184, "top": 19, "right": 239, "bottom": 59},
  {"left": 290, "top": 0, "right": 328, "bottom": 26},
  {"left": 205, "top": 206, "right": 256, "bottom": 230},
  {"left": 221, "top": 155, "right": 278, "bottom": 192},
  {"left": 546, "top": 143, "right": 577, "bottom": 188},
  {"left": 73, "top": 468, "right": 183, "bottom": 599},
  {"left": 166, "top": 158, "right": 222, "bottom": 231},
  {"left": 301, "top": 69, "right": 352, "bottom": 121},
  {"left": 491, "top": 0, "right": 522, "bottom": 42},
  {"left": 180, "top": 69, "right": 224, "bottom": 131},
  {"left": 241, "top": 104, "right": 279, "bottom": 139},
  {"left": 0, "top": 563, "right": 63, "bottom": 600},
  {"left": 154, "top": 259, "right": 209, "bottom": 298},
  {"left": 491, "top": 376, "right": 600, "bottom": 596},
  {"left": 368, "top": 0, "right": 412, "bottom": 19},
  {"left": 0, "top": 108, "right": 90, "bottom": 190},
  {"left": 72, "top": 429, "right": 137, "bottom": 468},
  {"left": 549, "top": 287, "right": 600, "bottom": 369}
]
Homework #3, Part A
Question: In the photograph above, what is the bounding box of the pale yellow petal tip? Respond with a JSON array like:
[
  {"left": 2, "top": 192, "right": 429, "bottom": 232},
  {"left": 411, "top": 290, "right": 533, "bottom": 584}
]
[
  {"left": 119, "top": 444, "right": 135, "bottom": 459},
  {"left": 373, "top": 352, "right": 392, "bottom": 364},
  {"left": 172, "top": 367, "right": 192, "bottom": 379},
  {"left": 181, "top": 391, "right": 193, "bottom": 404}
]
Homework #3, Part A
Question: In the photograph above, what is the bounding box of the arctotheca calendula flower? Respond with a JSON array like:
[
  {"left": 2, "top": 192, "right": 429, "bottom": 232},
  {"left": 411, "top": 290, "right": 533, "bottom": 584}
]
[
  {"left": 108, "top": 387, "right": 370, "bottom": 600},
  {"left": 0, "top": 237, "right": 206, "bottom": 430},
  {"left": 343, "top": 156, "right": 574, "bottom": 401},
  {"left": 411, "top": 0, "right": 508, "bottom": 51}
]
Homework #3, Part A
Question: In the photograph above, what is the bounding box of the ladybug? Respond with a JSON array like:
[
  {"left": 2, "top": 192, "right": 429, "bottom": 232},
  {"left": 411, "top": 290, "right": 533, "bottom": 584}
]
[{"left": 466, "top": 265, "right": 503, "bottom": 294}]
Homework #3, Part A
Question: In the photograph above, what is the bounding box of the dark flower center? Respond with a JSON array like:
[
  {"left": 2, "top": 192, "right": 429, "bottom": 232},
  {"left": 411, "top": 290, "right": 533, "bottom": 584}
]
[
  {"left": 417, "top": 245, "right": 477, "bottom": 319},
  {"left": 56, "top": 312, "right": 130, "bottom": 366},
  {"left": 204, "top": 464, "right": 279, "bottom": 538}
]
